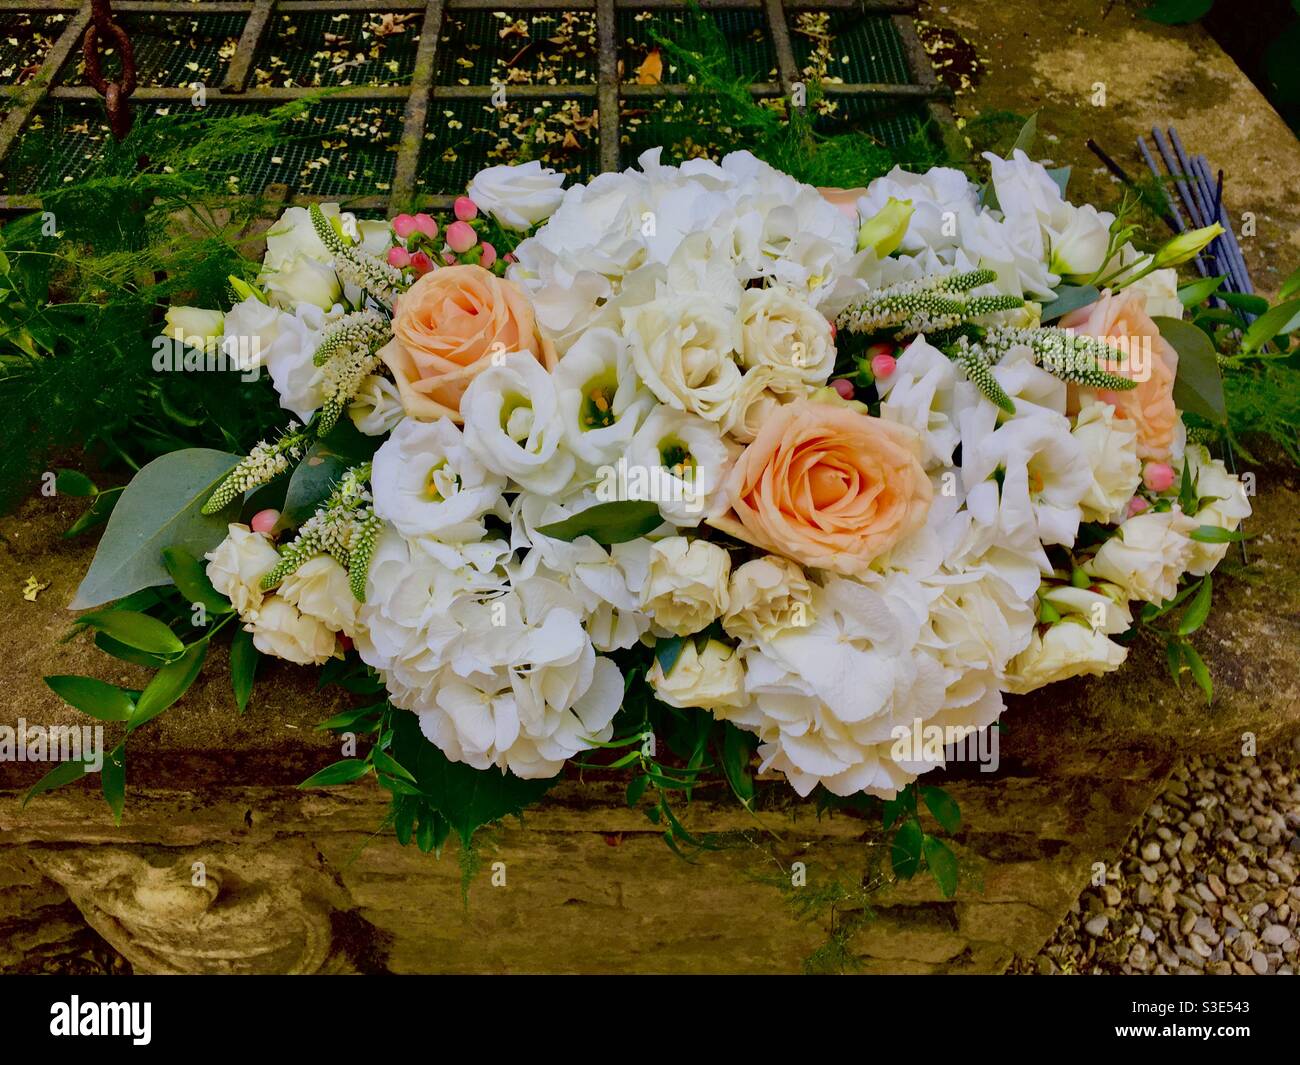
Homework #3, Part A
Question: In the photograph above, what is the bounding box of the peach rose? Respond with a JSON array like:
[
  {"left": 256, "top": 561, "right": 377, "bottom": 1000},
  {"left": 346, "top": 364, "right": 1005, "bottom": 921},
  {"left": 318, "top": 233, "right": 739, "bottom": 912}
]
[
  {"left": 1059, "top": 288, "right": 1179, "bottom": 462},
  {"left": 379, "top": 264, "right": 556, "bottom": 422},
  {"left": 817, "top": 186, "right": 867, "bottom": 221},
  {"left": 709, "top": 399, "right": 932, "bottom": 578}
]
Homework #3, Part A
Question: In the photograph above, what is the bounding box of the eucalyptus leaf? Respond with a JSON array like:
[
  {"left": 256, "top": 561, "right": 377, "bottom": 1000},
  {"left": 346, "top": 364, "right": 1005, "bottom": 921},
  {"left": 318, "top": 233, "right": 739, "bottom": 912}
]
[
  {"left": 1153, "top": 315, "right": 1226, "bottom": 424},
  {"left": 280, "top": 420, "right": 379, "bottom": 528},
  {"left": 536, "top": 500, "right": 663, "bottom": 545},
  {"left": 1045, "top": 165, "right": 1070, "bottom": 198},
  {"left": 44, "top": 675, "right": 135, "bottom": 722},
  {"left": 654, "top": 635, "right": 685, "bottom": 678},
  {"left": 71, "top": 448, "right": 241, "bottom": 609},
  {"left": 1041, "top": 284, "right": 1100, "bottom": 323}
]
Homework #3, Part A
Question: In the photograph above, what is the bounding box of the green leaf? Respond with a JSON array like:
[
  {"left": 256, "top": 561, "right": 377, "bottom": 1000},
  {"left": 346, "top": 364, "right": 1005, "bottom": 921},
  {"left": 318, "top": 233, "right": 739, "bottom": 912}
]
[
  {"left": 162, "top": 546, "right": 231, "bottom": 614},
  {"left": 1176, "top": 576, "right": 1213, "bottom": 636},
  {"left": 55, "top": 469, "right": 97, "bottom": 497},
  {"left": 1041, "top": 284, "right": 1100, "bottom": 323},
  {"left": 1045, "top": 166, "right": 1070, "bottom": 198},
  {"left": 890, "top": 817, "right": 923, "bottom": 880},
  {"left": 719, "top": 723, "right": 755, "bottom": 809},
  {"left": 415, "top": 809, "right": 451, "bottom": 856},
  {"left": 1190, "top": 524, "right": 1246, "bottom": 543},
  {"left": 1166, "top": 639, "right": 1185, "bottom": 685},
  {"left": 314, "top": 701, "right": 385, "bottom": 731},
  {"left": 1219, "top": 291, "right": 1270, "bottom": 316},
  {"left": 654, "top": 635, "right": 685, "bottom": 677},
  {"left": 1010, "top": 110, "right": 1037, "bottom": 157},
  {"left": 299, "top": 759, "right": 373, "bottom": 788},
  {"left": 71, "top": 449, "right": 241, "bottom": 609},
  {"left": 626, "top": 774, "right": 650, "bottom": 807},
  {"left": 372, "top": 747, "right": 417, "bottom": 784},
  {"left": 22, "top": 758, "right": 88, "bottom": 807},
  {"left": 1279, "top": 264, "right": 1300, "bottom": 302},
  {"left": 390, "top": 708, "right": 555, "bottom": 848},
  {"left": 102, "top": 742, "right": 126, "bottom": 825},
  {"left": 1241, "top": 298, "right": 1300, "bottom": 352},
  {"left": 920, "top": 785, "right": 962, "bottom": 835},
  {"left": 281, "top": 420, "right": 379, "bottom": 528},
  {"left": 130, "top": 642, "right": 207, "bottom": 730},
  {"left": 1182, "top": 643, "right": 1213, "bottom": 704},
  {"left": 1142, "top": 0, "right": 1214, "bottom": 24},
  {"left": 229, "top": 626, "right": 258, "bottom": 713},
  {"left": 922, "top": 835, "right": 960, "bottom": 898},
  {"left": 1177, "top": 274, "right": 1226, "bottom": 307},
  {"left": 93, "top": 632, "right": 169, "bottom": 668},
  {"left": 536, "top": 500, "right": 664, "bottom": 545},
  {"left": 82, "top": 610, "right": 184, "bottom": 657},
  {"left": 65, "top": 486, "right": 124, "bottom": 539},
  {"left": 44, "top": 675, "right": 135, "bottom": 722},
  {"left": 1153, "top": 315, "right": 1226, "bottom": 424}
]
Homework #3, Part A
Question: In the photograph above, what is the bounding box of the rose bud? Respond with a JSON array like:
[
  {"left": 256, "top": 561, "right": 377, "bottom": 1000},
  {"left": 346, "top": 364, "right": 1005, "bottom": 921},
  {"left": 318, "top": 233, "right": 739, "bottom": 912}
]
[
  {"left": 250, "top": 508, "right": 280, "bottom": 535},
  {"left": 479, "top": 241, "right": 497, "bottom": 269},
  {"left": 1142, "top": 461, "right": 1176, "bottom": 493}
]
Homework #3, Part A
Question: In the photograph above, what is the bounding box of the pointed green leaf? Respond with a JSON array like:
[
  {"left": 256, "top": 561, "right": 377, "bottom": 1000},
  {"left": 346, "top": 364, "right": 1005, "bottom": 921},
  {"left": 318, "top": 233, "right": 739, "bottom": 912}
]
[
  {"left": 65, "top": 486, "right": 124, "bottom": 539},
  {"left": 922, "top": 835, "right": 960, "bottom": 898},
  {"left": 299, "top": 759, "right": 373, "bottom": 788},
  {"left": 22, "top": 758, "right": 88, "bottom": 807},
  {"left": 1190, "top": 524, "right": 1246, "bottom": 543},
  {"left": 82, "top": 611, "right": 184, "bottom": 657},
  {"left": 1041, "top": 284, "right": 1100, "bottom": 323},
  {"left": 102, "top": 742, "right": 126, "bottom": 825},
  {"left": 1154, "top": 315, "right": 1226, "bottom": 424},
  {"left": 536, "top": 500, "right": 664, "bottom": 545},
  {"left": 130, "top": 642, "right": 207, "bottom": 730},
  {"left": 720, "top": 723, "right": 755, "bottom": 809},
  {"left": 1177, "top": 275, "right": 1226, "bottom": 307},
  {"left": 890, "top": 817, "right": 923, "bottom": 880},
  {"left": 920, "top": 785, "right": 962, "bottom": 835},
  {"left": 54, "top": 469, "right": 97, "bottom": 497},
  {"left": 229, "top": 626, "right": 258, "bottom": 713},
  {"left": 44, "top": 675, "right": 134, "bottom": 722},
  {"left": 1176, "top": 576, "right": 1213, "bottom": 636},
  {"left": 162, "top": 546, "right": 231, "bottom": 615},
  {"left": 1183, "top": 643, "right": 1213, "bottom": 704},
  {"left": 1241, "top": 298, "right": 1300, "bottom": 352}
]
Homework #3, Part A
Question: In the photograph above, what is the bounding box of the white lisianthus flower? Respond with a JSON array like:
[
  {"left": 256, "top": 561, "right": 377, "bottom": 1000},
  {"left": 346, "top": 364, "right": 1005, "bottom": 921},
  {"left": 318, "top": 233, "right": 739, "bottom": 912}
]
[
  {"left": 1183, "top": 444, "right": 1252, "bottom": 575},
  {"left": 263, "top": 253, "right": 341, "bottom": 311},
  {"left": 205, "top": 524, "right": 282, "bottom": 618},
  {"left": 279, "top": 555, "right": 357, "bottom": 635},
  {"left": 372, "top": 417, "right": 505, "bottom": 542},
  {"left": 462, "top": 351, "right": 576, "bottom": 495},
  {"left": 648, "top": 638, "right": 748, "bottom": 711},
  {"left": 1048, "top": 203, "right": 1115, "bottom": 277},
  {"left": 958, "top": 207, "right": 1060, "bottom": 301},
  {"left": 264, "top": 302, "right": 339, "bottom": 421},
  {"left": 622, "top": 293, "right": 742, "bottom": 421},
  {"left": 348, "top": 374, "right": 406, "bottom": 436},
  {"left": 983, "top": 149, "right": 1070, "bottom": 234},
  {"left": 722, "top": 555, "right": 814, "bottom": 646},
  {"left": 1072, "top": 400, "right": 1142, "bottom": 523},
  {"left": 623, "top": 406, "right": 733, "bottom": 527},
  {"left": 263, "top": 202, "right": 350, "bottom": 271},
  {"left": 962, "top": 408, "right": 1092, "bottom": 547},
  {"left": 246, "top": 596, "right": 337, "bottom": 665},
  {"left": 163, "top": 307, "right": 224, "bottom": 351},
  {"left": 469, "top": 160, "right": 567, "bottom": 230},
  {"left": 641, "top": 537, "right": 730, "bottom": 635},
  {"left": 737, "top": 284, "right": 835, "bottom": 384},
  {"left": 1003, "top": 620, "right": 1128, "bottom": 694},
  {"left": 220, "top": 296, "right": 281, "bottom": 371},
  {"left": 879, "top": 336, "right": 962, "bottom": 468},
  {"left": 718, "top": 365, "right": 806, "bottom": 444},
  {"left": 553, "top": 326, "right": 653, "bottom": 467},
  {"left": 1085, "top": 507, "right": 1199, "bottom": 604},
  {"left": 1127, "top": 267, "right": 1183, "bottom": 320}
]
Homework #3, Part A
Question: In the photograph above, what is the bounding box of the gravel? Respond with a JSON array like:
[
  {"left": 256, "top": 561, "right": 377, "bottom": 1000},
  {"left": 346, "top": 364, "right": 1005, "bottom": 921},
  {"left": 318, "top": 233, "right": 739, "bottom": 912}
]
[{"left": 1013, "top": 738, "right": 1300, "bottom": 975}]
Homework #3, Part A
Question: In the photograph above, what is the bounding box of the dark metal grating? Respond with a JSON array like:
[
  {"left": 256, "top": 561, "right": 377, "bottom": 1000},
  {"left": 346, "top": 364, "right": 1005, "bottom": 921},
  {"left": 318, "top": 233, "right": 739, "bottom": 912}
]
[{"left": 0, "top": 0, "right": 952, "bottom": 211}]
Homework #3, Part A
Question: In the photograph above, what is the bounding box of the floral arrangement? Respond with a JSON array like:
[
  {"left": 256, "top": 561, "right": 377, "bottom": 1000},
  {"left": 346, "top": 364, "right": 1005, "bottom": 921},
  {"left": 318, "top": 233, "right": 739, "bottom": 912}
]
[{"left": 45, "top": 144, "right": 1251, "bottom": 882}]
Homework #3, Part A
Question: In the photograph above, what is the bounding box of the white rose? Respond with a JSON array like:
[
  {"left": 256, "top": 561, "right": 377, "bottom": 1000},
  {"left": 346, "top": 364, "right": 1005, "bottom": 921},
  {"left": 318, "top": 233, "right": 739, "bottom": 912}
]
[
  {"left": 623, "top": 406, "right": 733, "bottom": 527},
  {"left": 468, "top": 160, "right": 567, "bottom": 231},
  {"left": 1038, "top": 581, "right": 1132, "bottom": 635},
  {"left": 641, "top": 537, "right": 730, "bottom": 635},
  {"left": 719, "top": 364, "right": 806, "bottom": 444},
  {"left": 1128, "top": 268, "right": 1183, "bottom": 320},
  {"left": 348, "top": 374, "right": 405, "bottom": 436},
  {"left": 722, "top": 556, "right": 814, "bottom": 645},
  {"left": 737, "top": 285, "right": 835, "bottom": 384},
  {"left": 205, "top": 524, "right": 281, "bottom": 618},
  {"left": 1003, "top": 620, "right": 1128, "bottom": 694},
  {"left": 554, "top": 326, "right": 653, "bottom": 468},
  {"left": 1072, "top": 400, "right": 1142, "bottom": 523},
  {"left": 462, "top": 351, "right": 576, "bottom": 495},
  {"left": 373, "top": 416, "right": 505, "bottom": 542},
  {"left": 648, "top": 638, "right": 748, "bottom": 711},
  {"left": 1085, "top": 507, "right": 1198, "bottom": 604},
  {"left": 246, "top": 596, "right": 337, "bottom": 665},
  {"left": 279, "top": 555, "right": 357, "bottom": 634},
  {"left": 1183, "top": 444, "right": 1251, "bottom": 575},
  {"left": 263, "top": 253, "right": 341, "bottom": 311},
  {"left": 622, "top": 293, "right": 742, "bottom": 421}
]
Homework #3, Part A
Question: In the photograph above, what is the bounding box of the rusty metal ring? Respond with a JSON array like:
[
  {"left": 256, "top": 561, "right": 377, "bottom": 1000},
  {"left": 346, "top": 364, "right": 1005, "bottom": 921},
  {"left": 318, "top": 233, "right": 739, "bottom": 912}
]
[
  {"left": 83, "top": 22, "right": 137, "bottom": 99},
  {"left": 104, "top": 82, "right": 134, "bottom": 140}
]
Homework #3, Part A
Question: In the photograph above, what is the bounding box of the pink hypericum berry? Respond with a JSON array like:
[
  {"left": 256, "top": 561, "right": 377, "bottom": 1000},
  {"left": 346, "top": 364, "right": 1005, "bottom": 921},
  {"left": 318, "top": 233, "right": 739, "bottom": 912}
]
[
  {"left": 413, "top": 213, "right": 439, "bottom": 239},
  {"left": 386, "top": 246, "right": 411, "bottom": 269},
  {"left": 453, "top": 196, "right": 479, "bottom": 222},
  {"left": 409, "top": 250, "right": 434, "bottom": 275},
  {"left": 446, "top": 220, "right": 477, "bottom": 254},
  {"left": 1127, "top": 496, "right": 1151, "bottom": 518},
  {"left": 480, "top": 241, "right": 497, "bottom": 269},
  {"left": 828, "top": 322, "right": 837, "bottom": 340},
  {"left": 1143, "top": 462, "right": 1176, "bottom": 493},
  {"left": 832, "top": 378, "right": 855, "bottom": 400},
  {"left": 251, "top": 509, "right": 280, "bottom": 535},
  {"left": 392, "top": 213, "right": 417, "bottom": 239},
  {"left": 870, "top": 352, "right": 897, "bottom": 380}
]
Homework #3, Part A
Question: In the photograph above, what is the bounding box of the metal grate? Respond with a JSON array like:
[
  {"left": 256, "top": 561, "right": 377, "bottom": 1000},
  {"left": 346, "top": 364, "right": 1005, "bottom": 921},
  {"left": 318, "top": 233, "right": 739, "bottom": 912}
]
[{"left": 0, "top": 0, "right": 952, "bottom": 211}]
